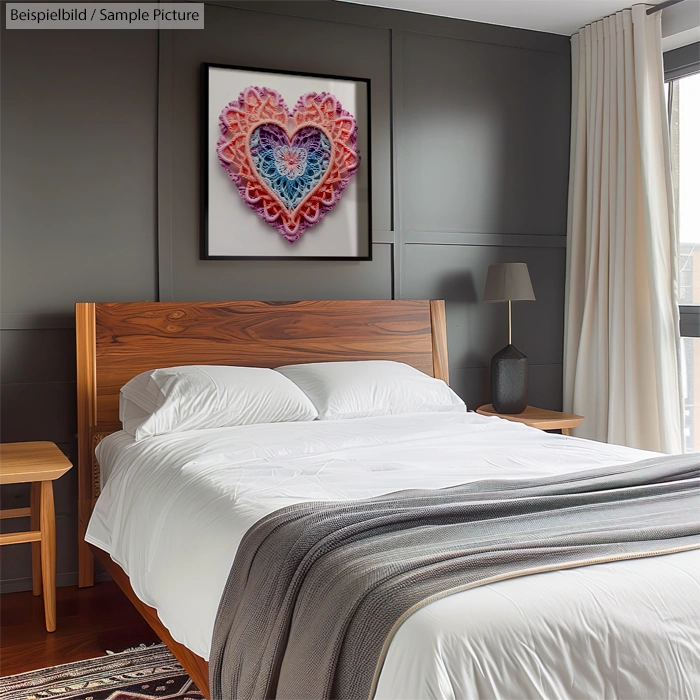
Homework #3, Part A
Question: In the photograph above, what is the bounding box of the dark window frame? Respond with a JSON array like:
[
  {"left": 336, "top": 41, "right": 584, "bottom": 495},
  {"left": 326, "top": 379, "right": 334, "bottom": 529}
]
[{"left": 664, "top": 42, "right": 700, "bottom": 338}]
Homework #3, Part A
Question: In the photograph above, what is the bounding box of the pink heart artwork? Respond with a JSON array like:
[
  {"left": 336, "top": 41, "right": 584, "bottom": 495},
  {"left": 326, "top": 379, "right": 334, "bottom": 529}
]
[{"left": 217, "top": 86, "right": 360, "bottom": 243}]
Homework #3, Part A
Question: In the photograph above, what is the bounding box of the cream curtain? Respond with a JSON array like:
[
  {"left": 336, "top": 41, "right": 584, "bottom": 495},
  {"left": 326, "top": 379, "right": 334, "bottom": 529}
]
[{"left": 564, "top": 5, "right": 683, "bottom": 454}]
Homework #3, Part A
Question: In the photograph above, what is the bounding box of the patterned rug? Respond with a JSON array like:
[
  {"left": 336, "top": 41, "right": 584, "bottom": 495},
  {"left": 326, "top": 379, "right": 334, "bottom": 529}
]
[{"left": 0, "top": 644, "right": 205, "bottom": 700}]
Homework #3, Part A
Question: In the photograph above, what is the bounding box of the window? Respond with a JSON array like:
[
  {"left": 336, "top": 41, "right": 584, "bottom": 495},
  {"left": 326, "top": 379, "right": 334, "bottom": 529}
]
[{"left": 665, "top": 45, "right": 700, "bottom": 451}]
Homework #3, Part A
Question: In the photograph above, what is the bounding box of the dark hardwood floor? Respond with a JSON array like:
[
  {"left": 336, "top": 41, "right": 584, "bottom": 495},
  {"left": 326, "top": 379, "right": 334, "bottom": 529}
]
[{"left": 0, "top": 581, "right": 160, "bottom": 676}]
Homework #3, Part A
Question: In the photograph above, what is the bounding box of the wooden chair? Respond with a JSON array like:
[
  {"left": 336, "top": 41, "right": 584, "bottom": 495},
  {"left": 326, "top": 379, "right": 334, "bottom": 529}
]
[{"left": 0, "top": 442, "right": 72, "bottom": 632}]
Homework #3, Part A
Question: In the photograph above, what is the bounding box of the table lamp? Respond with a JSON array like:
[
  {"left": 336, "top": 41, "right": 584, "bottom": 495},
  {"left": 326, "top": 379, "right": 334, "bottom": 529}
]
[{"left": 483, "top": 262, "right": 536, "bottom": 414}]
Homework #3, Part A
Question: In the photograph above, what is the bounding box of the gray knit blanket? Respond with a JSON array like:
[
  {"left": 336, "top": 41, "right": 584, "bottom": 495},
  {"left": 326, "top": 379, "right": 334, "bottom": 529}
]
[{"left": 209, "top": 454, "right": 700, "bottom": 700}]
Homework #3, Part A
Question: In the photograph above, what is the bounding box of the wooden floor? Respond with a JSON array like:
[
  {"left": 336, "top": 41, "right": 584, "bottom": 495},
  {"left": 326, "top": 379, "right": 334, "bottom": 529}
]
[{"left": 0, "top": 581, "right": 160, "bottom": 676}]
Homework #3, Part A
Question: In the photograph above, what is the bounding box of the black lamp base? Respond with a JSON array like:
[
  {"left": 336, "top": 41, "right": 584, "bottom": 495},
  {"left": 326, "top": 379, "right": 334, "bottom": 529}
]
[{"left": 490, "top": 344, "right": 528, "bottom": 414}]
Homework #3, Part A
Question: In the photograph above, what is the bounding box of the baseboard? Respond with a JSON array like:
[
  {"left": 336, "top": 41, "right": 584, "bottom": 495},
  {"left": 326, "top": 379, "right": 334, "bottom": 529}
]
[{"left": 0, "top": 568, "right": 112, "bottom": 594}]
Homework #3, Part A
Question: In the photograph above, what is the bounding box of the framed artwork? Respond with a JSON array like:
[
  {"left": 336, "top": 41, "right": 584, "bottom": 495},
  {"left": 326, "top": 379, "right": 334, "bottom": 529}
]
[{"left": 201, "top": 63, "right": 372, "bottom": 260}]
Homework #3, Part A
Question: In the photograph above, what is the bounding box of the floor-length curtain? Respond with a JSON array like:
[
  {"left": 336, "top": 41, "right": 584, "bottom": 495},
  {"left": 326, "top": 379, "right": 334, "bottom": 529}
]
[{"left": 564, "top": 5, "right": 683, "bottom": 454}]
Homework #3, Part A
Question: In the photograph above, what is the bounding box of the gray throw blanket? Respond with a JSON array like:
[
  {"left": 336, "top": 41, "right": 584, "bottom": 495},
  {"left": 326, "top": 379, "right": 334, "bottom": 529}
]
[{"left": 210, "top": 454, "right": 700, "bottom": 700}]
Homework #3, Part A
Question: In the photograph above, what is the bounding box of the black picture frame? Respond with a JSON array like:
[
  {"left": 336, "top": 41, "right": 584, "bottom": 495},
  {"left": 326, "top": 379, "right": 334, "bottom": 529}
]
[{"left": 201, "top": 62, "right": 372, "bottom": 261}]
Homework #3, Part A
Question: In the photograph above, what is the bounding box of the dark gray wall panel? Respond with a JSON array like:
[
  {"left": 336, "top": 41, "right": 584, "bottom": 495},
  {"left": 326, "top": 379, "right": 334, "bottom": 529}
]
[
  {"left": 401, "top": 31, "right": 570, "bottom": 236},
  {"left": 223, "top": 1, "right": 570, "bottom": 56},
  {"left": 164, "top": 3, "right": 392, "bottom": 300},
  {"left": 0, "top": 330, "right": 76, "bottom": 385},
  {"left": 0, "top": 383, "right": 76, "bottom": 444},
  {"left": 529, "top": 364, "right": 564, "bottom": 411},
  {"left": 0, "top": 28, "right": 159, "bottom": 317},
  {"left": 449, "top": 366, "right": 489, "bottom": 411},
  {"left": 0, "top": 24, "right": 158, "bottom": 589},
  {"left": 403, "top": 243, "right": 565, "bottom": 406},
  {"left": 172, "top": 244, "right": 392, "bottom": 301}
]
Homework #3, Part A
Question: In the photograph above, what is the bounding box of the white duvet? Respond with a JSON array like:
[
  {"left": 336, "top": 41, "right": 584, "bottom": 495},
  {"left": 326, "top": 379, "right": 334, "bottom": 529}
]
[{"left": 86, "top": 412, "right": 700, "bottom": 699}]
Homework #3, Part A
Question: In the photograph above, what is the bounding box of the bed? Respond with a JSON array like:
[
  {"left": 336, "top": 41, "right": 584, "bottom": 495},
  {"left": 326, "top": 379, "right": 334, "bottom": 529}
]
[
  {"left": 76, "top": 300, "right": 450, "bottom": 692},
  {"left": 76, "top": 300, "right": 700, "bottom": 700}
]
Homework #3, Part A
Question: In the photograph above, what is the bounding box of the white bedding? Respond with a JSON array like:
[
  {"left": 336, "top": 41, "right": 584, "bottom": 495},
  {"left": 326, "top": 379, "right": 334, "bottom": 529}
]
[{"left": 86, "top": 412, "right": 700, "bottom": 699}]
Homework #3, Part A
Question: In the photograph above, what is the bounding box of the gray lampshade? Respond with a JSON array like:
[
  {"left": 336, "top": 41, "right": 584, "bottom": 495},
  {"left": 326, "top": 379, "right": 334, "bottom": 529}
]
[{"left": 483, "top": 263, "right": 536, "bottom": 303}]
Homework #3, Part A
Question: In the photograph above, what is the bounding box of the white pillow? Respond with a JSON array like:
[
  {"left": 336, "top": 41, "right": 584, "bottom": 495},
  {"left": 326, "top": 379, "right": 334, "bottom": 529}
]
[
  {"left": 119, "top": 365, "right": 318, "bottom": 440},
  {"left": 275, "top": 361, "right": 465, "bottom": 420}
]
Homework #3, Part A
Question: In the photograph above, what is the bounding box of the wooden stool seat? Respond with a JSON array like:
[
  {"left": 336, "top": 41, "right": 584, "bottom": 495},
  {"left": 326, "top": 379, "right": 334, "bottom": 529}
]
[{"left": 0, "top": 442, "right": 72, "bottom": 632}]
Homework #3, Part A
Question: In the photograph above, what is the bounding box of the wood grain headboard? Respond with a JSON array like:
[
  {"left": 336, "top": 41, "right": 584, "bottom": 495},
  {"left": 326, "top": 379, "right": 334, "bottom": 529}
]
[{"left": 75, "top": 299, "right": 449, "bottom": 586}]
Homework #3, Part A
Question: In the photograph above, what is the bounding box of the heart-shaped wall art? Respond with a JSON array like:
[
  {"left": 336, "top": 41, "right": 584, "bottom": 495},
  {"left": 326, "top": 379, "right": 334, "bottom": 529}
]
[{"left": 217, "top": 86, "right": 360, "bottom": 243}]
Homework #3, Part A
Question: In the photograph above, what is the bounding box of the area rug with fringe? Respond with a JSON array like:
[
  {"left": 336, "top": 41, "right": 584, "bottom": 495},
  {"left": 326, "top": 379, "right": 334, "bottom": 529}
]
[{"left": 0, "top": 644, "right": 205, "bottom": 700}]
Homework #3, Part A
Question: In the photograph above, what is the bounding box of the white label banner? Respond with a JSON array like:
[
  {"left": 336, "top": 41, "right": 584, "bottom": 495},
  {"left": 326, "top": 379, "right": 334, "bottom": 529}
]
[{"left": 6, "top": 3, "right": 204, "bottom": 28}]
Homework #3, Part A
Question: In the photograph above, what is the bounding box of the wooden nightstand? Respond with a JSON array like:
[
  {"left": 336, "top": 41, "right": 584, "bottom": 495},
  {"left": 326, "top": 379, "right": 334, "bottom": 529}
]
[
  {"left": 0, "top": 441, "right": 72, "bottom": 632},
  {"left": 476, "top": 405, "right": 584, "bottom": 435}
]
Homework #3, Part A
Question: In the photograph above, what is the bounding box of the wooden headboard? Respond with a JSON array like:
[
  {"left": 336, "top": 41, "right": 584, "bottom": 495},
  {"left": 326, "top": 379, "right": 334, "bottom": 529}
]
[{"left": 75, "top": 299, "right": 448, "bottom": 586}]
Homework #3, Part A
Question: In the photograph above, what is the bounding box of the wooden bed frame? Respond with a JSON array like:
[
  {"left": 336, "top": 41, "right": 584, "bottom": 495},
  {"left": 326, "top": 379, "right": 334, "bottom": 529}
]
[{"left": 76, "top": 299, "right": 449, "bottom": 696}]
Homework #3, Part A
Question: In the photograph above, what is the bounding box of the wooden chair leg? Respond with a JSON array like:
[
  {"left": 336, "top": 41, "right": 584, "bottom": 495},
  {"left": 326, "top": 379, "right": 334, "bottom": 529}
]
[
  {"left": 30, "top": 482, "right": 42, "bottom": 596},
  {"left": 40, "top": 481, "right": 56, "bottom": 632},
  {"left": 562, "top": 428, "right": 570, "bottom": 436}
]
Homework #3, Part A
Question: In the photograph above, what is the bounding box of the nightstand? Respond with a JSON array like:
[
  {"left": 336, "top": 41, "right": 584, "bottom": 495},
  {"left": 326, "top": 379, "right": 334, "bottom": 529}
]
[
  {"left": 0, "top": 441, "right": 72, "bottom": 632},
  {"left": 476, "top": 404, "right": 584, "bottom": 435}
]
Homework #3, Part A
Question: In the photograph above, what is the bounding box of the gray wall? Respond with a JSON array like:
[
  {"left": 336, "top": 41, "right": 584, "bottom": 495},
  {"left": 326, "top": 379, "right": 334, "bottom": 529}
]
[
  {"left": 1, "top": 26, "right": 159, "bottom": 590},
  {"left": 0, "top": 0, "right": 570, "bottom": 591}
]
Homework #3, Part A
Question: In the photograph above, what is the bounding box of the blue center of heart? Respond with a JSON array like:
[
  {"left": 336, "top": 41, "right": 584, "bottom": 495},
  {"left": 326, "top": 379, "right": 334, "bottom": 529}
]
[{"left": 250, "top": 124, "right": 331, "bottom": 210}]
